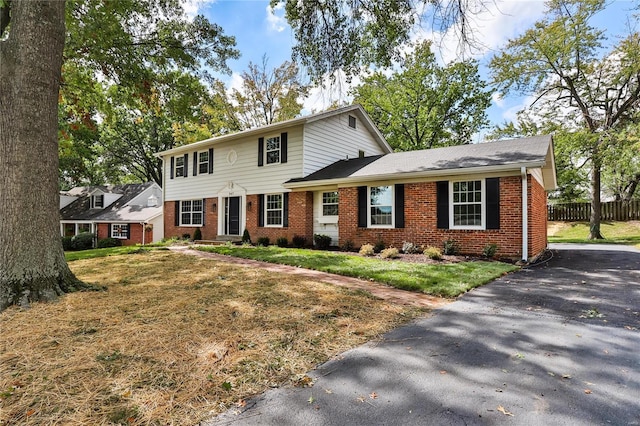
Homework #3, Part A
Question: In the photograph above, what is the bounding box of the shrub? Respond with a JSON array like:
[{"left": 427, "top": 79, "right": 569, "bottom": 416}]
[
  {"left": 401, "top": 241, "right": 421, "bottom": 254},
  {"left": 193, "top": 228, "right": 202, "bottom": 241},
  {"left": 442, "top": 239, "right": 459, "bottom": 255},
  {"left": 62, "top": 236, "right": 74, "bottom": 251},
  {"left": 483, "top": 243, "right": 498, "bottom": 258},
  {"left": 242, "top": 229, "right": 251, "bottom": 244},
  {"left": 182, "top": 233, "right": 191, "bottom": 240},
  {"left": 341, "top": 239, "right": 355, "bottom": 252},
  {"left": 380, "top": 247, "right": 400, "bottom": 259},
  {"left": 373, "top": 239, "right": 386, "bottom": 253},
  {"left": 257, "top": 237, "right": 270, "bottom": 247},
  {"left": 276, "top": 237, "right": 289, "bottom": 248},
  {"left": 359, "top": 243, "right": 375, "bottom": 256},
  {"left": 292, "top": 235, "right": 306, "bottom": 248},
  {"left": 424, "top": 246, "right": 442, "bottom": 260},
  {"left": 97, "top": 238, "right": 121, "bottom": 248},
  {"left": 71, "top": 232, "right": 95, "bottom": 251},
  {"left": 313, "top": 234, "right": 332, "bottom": 250}
]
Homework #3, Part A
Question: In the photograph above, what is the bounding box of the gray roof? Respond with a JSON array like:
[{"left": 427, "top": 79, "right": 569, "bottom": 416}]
[
  {"left": 60, "top": 182, "right": 162, "bottom": 222},
  {"left": 286, "top": 135, "right": 556, "bottom": 189}
]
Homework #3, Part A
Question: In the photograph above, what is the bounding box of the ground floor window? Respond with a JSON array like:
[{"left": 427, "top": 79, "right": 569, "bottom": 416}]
[
  {"left": 322, "top": 191, "right": 339, "bottom": 216},
  {"left": 266, "top": 194, "right": 283, "bottom": 226},
  {"left": 369, "top": 186, "right": 393, "bottom": 227},
  {"left": 451, "top": 180, "right": 483, "bottom": 228},
  {"left": 111, "top": 224, "right": 128, "bottom": 239},
  {"left": 180, "top": 199, "right": 203, "bottom": 226}
]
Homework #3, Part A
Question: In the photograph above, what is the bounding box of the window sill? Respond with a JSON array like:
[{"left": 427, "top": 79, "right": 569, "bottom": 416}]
[{"left": 317, "top": 217, "right": 338, "bottom": 224}]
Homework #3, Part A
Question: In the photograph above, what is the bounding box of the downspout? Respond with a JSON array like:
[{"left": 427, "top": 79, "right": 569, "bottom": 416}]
[
  {"left": 141, "top": 222, "right": 146, "bottom": 246},
  {"left": 521, "top": 167, "right": 528, "bottom": 262}
]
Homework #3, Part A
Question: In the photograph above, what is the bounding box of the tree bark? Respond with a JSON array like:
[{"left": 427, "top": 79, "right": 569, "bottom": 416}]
[
  {"left": 0, "top": 0, "right": 82, "bottom": 312},
  {"left": 588, "top": 152, "right": 604, "bottom": 240}
]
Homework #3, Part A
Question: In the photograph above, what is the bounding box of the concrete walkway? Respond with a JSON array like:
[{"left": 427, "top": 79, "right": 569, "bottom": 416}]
[
  {"left": 202, "top": 244, "right": 640, "bottom": 425},
  {"left": 168, "top": 245, "right": 449, "bottom": 309}
]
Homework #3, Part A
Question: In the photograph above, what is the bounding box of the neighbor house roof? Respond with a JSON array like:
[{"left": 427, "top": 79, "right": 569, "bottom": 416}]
[
  {"left": 60, "top": 182, "right": 162, "bottom": 222},
  {"left": 285, "top": 135, "right": 557, "bottom": 190},
  {"left": 156, "top": 104, "right": 393, "bottom": 157}
]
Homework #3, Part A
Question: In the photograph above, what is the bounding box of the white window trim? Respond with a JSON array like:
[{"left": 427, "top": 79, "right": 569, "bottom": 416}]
[
  {"left": 198, "top": 151, "right": 209, "bottom": 174},
  {"left": 449, "top": 179, "right": 486, "bottom": 230},
  {"left": 321, "top": 191, "right": 339, "bottom": 217},
  {"left": 175, "top": 156, "right": 185, "bottom": 177},
  {"left": 368, "top": 186, "right": 394, "bottom": 229},
  {"left": 265, "top": 193, "right": 283, "bottom": 227},
  {"left": 179, "top": 199, "right": 203, "bottom": 227},
  {"left": 264, "top": 135, "right": 281, "bottom": 165},
  {"left": 90, "top": 194, "right": 104, "bottom": 209},
  {"left": 111, "top": 224, "right": 128, "bottom": 239}
]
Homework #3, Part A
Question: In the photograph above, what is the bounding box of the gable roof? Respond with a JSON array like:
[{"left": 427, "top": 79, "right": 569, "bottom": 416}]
[
  {"left": 60, "top": 182, "right": 162, "bottom": 222},
  {"left": 285, "top": 135, "right": 557, "bottom": 190},
  {"left": 156, "top": 104, "right": 393, "bottom": 157}
]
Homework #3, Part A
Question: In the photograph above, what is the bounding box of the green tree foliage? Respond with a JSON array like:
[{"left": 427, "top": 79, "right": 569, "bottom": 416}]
[
  {"left": 352, "top": 41, "right": 491, "bottom": 151},
  {"left": 489, "top": 0, "right": 640, "bottom": 239}
]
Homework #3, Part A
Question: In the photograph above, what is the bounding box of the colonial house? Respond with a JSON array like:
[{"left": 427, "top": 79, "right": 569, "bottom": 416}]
[
  {"left": 157, "top": 105, "right": 556, "bottom": 260},
  {"left": 60, "top": 182, "right": 164, "bottom": 245}
]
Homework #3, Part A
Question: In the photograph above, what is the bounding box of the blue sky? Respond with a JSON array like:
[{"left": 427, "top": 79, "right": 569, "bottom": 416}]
[{"left": 187, "top": 0, "right": 637, "bottom": 138}]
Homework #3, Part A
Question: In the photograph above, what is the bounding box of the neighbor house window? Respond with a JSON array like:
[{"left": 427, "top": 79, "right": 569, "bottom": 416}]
[
  {"left": 348, "top": 115, "right": 357, "bottom": 129},
  {"left": 369, "top": 186, "right": 393, "bottom": 227},
  {"left": 265, "top": 136, "right": 280, "bottom": 164},
  {"left": 111, "top": 224, "right": 128, "bottom": 239},
  {"left": 78, "top": 223, "right": 91, "bottom": 234},
  {"left": 451, "top": 180, "right": 483, "bottom": 228},
  {"left": 175, "top": 156, "right": 185, "bottom": 177},
  {"left": 322, "top": 191, "right": 339, "bottom": 216},
  {"left": 91, "top": 194, "right": 104, "bottom": 209},
  {"left": 198, "top": 151, "right": 209, "bottom": 174},
  {"left": 180, "top": 199, "right": 203, "bottom": 226},
  {"left": 265, "top": 194, "right": 283, "bottom": 226}
]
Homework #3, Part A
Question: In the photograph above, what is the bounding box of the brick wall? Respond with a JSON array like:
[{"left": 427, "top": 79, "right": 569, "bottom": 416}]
[
  {"left": 164, "top": 198, "right": 218, "bottom": 240},
  {"left": 338, "top": 176, "right": 545, "bottom": 258},
  {"left": 95, "top": 223, "right": 152, "bottom": 246},
  {"left": 528, "top": 176, "right": 548, "bottom": 257}
]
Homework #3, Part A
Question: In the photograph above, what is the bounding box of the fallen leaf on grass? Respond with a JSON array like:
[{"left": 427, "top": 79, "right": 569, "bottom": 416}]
[
  {"left": 497, "top": 405, "right": 514, "bottom": 416},
  {"left": 236, "top": 399, "right": 247, "bottom": 408},
  {"left": 26, "top": 409, "right": 35, "bottom": 417}
]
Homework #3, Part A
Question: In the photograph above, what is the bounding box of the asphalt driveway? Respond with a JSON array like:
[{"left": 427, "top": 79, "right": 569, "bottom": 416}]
[{"left": 207, "top": 244, "right": 640, "bottom": 425}]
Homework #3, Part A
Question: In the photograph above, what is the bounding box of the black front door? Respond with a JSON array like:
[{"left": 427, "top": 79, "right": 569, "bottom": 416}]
[{"left": 225, "top": 197, "right": 241, "bottom": 235}]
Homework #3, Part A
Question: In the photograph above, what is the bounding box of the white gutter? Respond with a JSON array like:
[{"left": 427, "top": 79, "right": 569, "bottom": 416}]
[
  {"left": 141, "top": 222, "right": 146, "bottom": 246},
  {"left": 521, "top": 167, "right": 528, "bottom": 262}
]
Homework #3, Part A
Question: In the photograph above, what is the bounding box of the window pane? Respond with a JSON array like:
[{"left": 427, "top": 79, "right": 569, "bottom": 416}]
[
  {"left": 181, "top": 213, "right": 191, "bottom": 225},
  {"left": 78, "top": 223, "right": 91, "bottom": 233},
  {"left": 323, "top": 205, "right": 338, "bottom": 216},
  {"left": 266, "top": 211, "right": 282, "bottom": 225},
  {"left": 370, "top": 186, "right": 392, "bottom": 206},
  {"left": 181, "top": 201, "right": 191, "bottom": 212},
  {"left": 266, "top": 137, "right": 280, "bottom": 151},
  {"left": 192, "top": 213, "right": 202, "bottom": 225},
  {"left": 322, "top": 191, "right": 338, "bottom": 204},
  {"left": 266, "top": 150, "right": 279, "bottom": 164},
  {"left": 192, "top": 200, "right": 203, "bottom": 212}
]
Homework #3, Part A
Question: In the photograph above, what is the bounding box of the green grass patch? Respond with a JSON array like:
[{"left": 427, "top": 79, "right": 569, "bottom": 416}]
[
  {"left": 548, "top": 221, "right": 640, "bottom": 247},
  {"left": 196, "top": 246, "right": 517, "bottom": 297},
  {"left": 65, "top": 245, "right": 163, "bottom": 262}
]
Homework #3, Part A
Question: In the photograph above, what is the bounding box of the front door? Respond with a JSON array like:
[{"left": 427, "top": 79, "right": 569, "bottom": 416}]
[{"left": 225, "top": 196, "right": 241, "bottom": 235}]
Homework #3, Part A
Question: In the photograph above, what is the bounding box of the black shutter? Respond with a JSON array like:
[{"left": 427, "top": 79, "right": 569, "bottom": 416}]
[
  {"left": 183, "top": 154, "right": 188, "bottom": 178},
  {"left": 280, "top": 132, "right": 288, "bottom": 163},
  {"left": 193, "top": 152, "right": 198, "bottom": 176},
  {"left": 175, "top": 201, "right": 180, "bottom": 227},
  {"left": 170, "top": 156, "right": 174, "bottom": 179},
  {"left": 202, "top": 198, "right": 206, "bottom": 226},
  {"left": 208, "top": 148, "right": 214, "bottom": 174},
  {"left": 258, "top": 194, "right": 264, "bottom": 226},
  {"left": 258, "top": 137, "right": 264, "bottom": 166},
  {"left": 357, "top": 186, "right": 367, "bottom": 228},
  {"left": 486, "top": 178, "right": 500, "bottom": 229},
  {"left": 436, "top": 181, "right": 449, "bottom": 229},
  {"left": 283, "top": 193, "right": 289, "bottom": 227},
  {"left": 107, "top": 224, "right": 112, "bottom": 238},
  {"left": 125, "top": 224, "right": 131, "bottom": 239},
  {"left": 395, "top": 184, "right": 405, "bottom": 228}
]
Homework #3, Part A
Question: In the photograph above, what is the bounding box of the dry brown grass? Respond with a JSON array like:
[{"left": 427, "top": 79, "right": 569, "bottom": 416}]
[{"left": 0, "top": 251, "right": 422, "bottom": 425}]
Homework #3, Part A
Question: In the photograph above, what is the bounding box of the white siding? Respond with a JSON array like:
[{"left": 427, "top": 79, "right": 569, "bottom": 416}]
[
  {"left": 303, "top": 112, "right": 387, "bottom": 176},
  {"left": 164, "top": 126, "right": 304, "bottom": 201},
  {"left": 312, "top": 190, "right": 339, "bottom": 245},
  {"left": 149, "top": 215, "right": 164, "bottom": 243}
]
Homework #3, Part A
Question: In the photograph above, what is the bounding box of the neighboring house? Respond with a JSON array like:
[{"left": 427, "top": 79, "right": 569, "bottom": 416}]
[
  {"left": 157, "top": 104, "right": 556, "bottom": 260},
  {"left": 60, "top": 182, "right": 164, "bottom": 245}
]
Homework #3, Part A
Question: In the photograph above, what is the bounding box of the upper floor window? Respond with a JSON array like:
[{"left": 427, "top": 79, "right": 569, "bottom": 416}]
[
  {"left": 91, "top": 194, "right": 104, "bottom": 209},
  {"left": 348, "top": 115, "right": 357, "bottom": 129},
  {"left": 451, "top": 180, "right": 484, "bottom": 228},
  {"left": 265, "top": 194, "right": 283, "bottom": 226},
  {"left": 175, "top": 156, "right": 185, "bottom": 177},
  {"left": 266, "top": 136, "right": 280, "bottom": 164},
  {"left": 180, "top": 199, "right": 203, "bottom": 226},
  {"left": 198, "top": 151, "right": 209, "bottom": 174},
  {"left": 369, "top": 186, "right": 393, "bottom": 227},
  {"left": 322, "top": 191, "right": 339, "bottom": 216}
]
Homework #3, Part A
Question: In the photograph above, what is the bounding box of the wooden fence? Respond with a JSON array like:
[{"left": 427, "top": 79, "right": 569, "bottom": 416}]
[{"left": 548, "top": 200, "right": 640, "bottom": 221}]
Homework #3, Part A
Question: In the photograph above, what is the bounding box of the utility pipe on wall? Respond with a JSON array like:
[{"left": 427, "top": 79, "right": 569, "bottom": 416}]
[{"left": 521, "top": 167, "right": 528, "bottom": 262}]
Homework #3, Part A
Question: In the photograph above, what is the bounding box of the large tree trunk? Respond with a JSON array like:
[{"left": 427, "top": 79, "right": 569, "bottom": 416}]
[
  {"left": 588, "top": 154, "right": 604, "bottom": 240},
  {"left": 0, "top": 0, "right": 82, "bottom": 311}
]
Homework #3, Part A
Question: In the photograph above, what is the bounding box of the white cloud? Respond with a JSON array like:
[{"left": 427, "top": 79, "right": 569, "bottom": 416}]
[
  {"left": 492, "top": 92, "right": 505, "bottom": 108},
  {"left": 183, "top": 0, "right": 217, "bottom": 20},
  {"left": 266, "top": 3, "right": 287, "bottom": 33}
]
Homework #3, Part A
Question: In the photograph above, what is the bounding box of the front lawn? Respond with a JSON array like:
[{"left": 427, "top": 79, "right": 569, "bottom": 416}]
[
  {"left": 197, "top": 246, "right": 517, "bottom": 298},
  {"left": 64, "top": 245, "right": 158, "bottom": 261},
  {"left": 548, "top": 221, "right": 640, "bottom": 247},
  {"left": 0, "top": 251, "right": 420, "bottom": 425}
]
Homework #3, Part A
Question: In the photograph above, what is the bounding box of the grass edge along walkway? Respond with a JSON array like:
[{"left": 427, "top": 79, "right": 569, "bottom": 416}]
[{"left": 195, "top": 246, "right": 517, "bottom": 298}]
